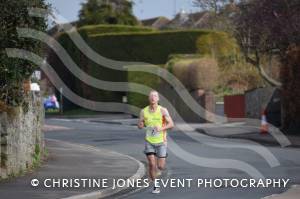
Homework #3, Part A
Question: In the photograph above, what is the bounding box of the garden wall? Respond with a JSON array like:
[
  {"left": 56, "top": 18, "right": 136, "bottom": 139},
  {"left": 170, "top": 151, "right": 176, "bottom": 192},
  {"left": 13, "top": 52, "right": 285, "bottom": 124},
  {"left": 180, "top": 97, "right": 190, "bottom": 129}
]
[{"left": 0, "top": 92, "right": 44, "bottom": 179}]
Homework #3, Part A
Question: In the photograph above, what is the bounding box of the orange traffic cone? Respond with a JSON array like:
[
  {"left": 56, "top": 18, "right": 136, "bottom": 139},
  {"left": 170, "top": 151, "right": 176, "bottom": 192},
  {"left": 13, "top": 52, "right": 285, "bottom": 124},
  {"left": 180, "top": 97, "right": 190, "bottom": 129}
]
[{"left": 260, "top": 109, "right": 268, "bottom": 134}]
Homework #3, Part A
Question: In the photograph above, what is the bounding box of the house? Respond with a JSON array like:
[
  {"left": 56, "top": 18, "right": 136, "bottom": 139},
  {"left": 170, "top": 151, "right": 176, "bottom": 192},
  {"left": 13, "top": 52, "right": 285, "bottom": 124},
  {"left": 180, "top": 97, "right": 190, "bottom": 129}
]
[
  {"left": 141, "top": 10, "right": 213, "bottom": 30},
  {"left": 165, "top": 10, "right": 212, "bottom": 29},
  {"left": 141, "top": 16, "right": 170, "bottom": 29}
]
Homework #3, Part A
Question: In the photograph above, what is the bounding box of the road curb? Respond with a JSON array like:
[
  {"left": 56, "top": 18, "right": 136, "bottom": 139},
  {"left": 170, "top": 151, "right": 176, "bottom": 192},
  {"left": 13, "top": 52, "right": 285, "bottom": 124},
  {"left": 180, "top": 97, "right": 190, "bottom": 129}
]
[
  {"left": 195, "top": 128, "right": 300, "bottom": 148},
  {"left": 45, "top": 139, "right": 146, "bottom": 199},
  {"left": 88, "top": 120, "right": 123, "bottom": 125},
  {"left": 195, "top": 128, "right": 281, "bottom": 146},
  {"left": 262, "top": 184, "right": 300, "bottom": 199}
]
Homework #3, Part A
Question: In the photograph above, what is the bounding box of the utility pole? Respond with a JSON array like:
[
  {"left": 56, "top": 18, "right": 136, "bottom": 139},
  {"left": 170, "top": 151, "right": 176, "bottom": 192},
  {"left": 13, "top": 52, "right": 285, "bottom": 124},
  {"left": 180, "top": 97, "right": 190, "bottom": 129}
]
[
  {"left": 59, "top": 87, "right": 63, "bottom": 115},
  {"left": 174, "top": 0, "right": 177, "bottom": 16}
]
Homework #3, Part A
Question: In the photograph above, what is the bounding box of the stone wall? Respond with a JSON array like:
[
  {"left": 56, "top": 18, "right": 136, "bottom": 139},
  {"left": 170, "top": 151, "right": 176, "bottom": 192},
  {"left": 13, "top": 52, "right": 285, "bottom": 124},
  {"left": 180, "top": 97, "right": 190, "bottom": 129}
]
[{"left": 0, "top": 92, "right": 44, "bottom": 179}]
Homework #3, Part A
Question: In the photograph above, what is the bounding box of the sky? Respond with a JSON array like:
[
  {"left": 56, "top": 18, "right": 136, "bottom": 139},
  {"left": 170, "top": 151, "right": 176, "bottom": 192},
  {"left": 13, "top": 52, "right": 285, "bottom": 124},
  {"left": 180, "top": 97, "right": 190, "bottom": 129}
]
[{"left": 46, "top": 0, "right": 200, "bottom": 22}]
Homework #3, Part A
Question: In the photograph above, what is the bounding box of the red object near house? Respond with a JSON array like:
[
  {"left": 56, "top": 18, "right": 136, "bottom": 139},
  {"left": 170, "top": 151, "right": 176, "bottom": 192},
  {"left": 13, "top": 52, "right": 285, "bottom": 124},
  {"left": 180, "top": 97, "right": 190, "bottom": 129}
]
[{"left": 224, "top": 95, "right": 245, "bottom": 122}]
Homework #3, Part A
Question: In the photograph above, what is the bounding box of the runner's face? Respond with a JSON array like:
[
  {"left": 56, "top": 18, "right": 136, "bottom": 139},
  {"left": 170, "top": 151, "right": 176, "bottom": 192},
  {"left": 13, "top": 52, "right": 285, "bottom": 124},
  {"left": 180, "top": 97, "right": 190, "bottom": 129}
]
[{"left": 149, "top": 92, "right": 159, "bottom": 105}]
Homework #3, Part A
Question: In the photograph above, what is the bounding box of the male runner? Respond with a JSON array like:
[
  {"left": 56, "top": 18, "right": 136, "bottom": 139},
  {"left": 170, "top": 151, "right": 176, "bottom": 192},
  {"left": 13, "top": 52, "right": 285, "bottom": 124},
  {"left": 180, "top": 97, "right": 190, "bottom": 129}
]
[{"left": 138, "top": 90, "right": 174, "bottom": 194}]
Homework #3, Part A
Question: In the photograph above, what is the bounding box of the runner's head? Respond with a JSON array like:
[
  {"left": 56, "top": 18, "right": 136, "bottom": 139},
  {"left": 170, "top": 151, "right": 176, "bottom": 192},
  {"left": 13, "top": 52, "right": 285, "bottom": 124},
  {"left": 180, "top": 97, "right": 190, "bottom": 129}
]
[{"left": 149, "top": 90, "right": 159, "bottom": 105}]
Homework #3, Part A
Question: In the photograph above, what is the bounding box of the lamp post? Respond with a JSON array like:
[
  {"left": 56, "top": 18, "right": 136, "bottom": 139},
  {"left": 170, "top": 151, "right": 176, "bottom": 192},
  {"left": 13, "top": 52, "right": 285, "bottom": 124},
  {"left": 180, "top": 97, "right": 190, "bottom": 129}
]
[{"left": 59, "top": 87, "right": 63, "bottom": 114}]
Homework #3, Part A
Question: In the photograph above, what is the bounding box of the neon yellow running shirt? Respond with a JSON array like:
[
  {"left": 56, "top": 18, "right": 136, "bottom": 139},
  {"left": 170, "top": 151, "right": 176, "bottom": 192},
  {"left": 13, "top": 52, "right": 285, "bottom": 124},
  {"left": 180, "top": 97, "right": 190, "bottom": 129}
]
[{"left": 143, "top": 105, "right": 166, "bottom": 144}]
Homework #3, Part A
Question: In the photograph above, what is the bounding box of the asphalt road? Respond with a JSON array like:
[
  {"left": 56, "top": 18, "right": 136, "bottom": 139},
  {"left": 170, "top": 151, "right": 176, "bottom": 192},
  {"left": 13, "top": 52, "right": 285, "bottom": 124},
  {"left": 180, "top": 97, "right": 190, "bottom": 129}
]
[{"left": 45, "top": 118, "right": 300, "bottom": 199}]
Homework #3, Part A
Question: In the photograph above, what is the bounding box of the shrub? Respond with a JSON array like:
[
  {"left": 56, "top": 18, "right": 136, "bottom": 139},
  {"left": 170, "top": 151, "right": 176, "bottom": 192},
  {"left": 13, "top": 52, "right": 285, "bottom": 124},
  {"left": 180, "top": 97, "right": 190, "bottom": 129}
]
[
  {"left": 188, "top": 58, "right": 219, "bottom": 91},
  {"left": 196, "top": 31, "right": 264, "bottom": 96},
  {"left": 219, "top": 61, "right": 265, "bottom": 94},
  {"left": 196, "top": 31, "right": 240, "bottom": 67},
  {"left": 0, "top": 0, "right": 48, "bottom": 107},
  {"left": 170, "top": 59, "right": 197, "bottom": 89},
  {"left": 166, "top": 57, "right": 219, "bottom": 91}
]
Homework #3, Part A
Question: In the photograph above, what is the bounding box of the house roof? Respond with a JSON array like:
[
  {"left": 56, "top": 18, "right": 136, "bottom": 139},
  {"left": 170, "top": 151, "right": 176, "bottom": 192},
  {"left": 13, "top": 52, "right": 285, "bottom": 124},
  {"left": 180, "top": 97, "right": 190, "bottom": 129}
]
[
  {"left": 166, "top": 11, "right": 212, "bottom": 29},
  {"left": 141, "top": 16, "right": 170, "bottom": 29}
]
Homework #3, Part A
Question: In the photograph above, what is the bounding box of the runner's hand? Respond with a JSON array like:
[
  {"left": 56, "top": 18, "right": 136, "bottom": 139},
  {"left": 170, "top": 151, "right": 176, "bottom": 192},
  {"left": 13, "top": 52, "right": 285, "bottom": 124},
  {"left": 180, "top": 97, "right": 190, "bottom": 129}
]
[{"left": 154, "top": 126, "right": 162, "bottom": 132}]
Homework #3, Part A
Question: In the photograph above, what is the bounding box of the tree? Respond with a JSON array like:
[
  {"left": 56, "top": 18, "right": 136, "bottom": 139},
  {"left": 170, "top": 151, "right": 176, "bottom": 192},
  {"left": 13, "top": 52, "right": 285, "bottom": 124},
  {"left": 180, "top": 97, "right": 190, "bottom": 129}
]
[
  {"left": 78, "top": 0, "right": 138, "bottom": 26},
  {"left": 193, "top": 0, "right": 237, "bottom": 32},
  {"left": 196, "top": 32, "right": 239, "bottom": 62},
  {"left": 234, "top": 0, "right": 300, "bottom": 133},
  {"left": 234, "top": 0, "right": 300, "bottom": 86},
  {"left": 0, "top": 0, "right": 48, "bottom": 107},
  {"left": 193, "top": 0, "right": 235, "bottom": 15}
]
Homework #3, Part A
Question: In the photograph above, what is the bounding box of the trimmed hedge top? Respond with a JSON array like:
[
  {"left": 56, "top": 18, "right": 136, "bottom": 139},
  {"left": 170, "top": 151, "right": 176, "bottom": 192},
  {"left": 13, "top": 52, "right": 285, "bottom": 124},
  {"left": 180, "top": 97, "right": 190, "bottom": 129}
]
[
  {"left": 78, "top": 24, "right": 156, "bottom": 36},
  {"left": 87, "top": 29, "right": 214, "bottom": 64}
]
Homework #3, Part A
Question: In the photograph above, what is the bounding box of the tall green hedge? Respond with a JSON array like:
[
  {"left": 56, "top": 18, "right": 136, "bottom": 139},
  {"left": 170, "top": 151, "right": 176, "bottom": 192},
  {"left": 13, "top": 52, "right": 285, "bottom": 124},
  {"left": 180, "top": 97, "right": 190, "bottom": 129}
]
[
  {"left": 127, "top": 68, "right": 162, "bottom": 108},
  {"left": 87, "top": 30, "right": 214, "bottom": 108},
  {"left": 88, "top": 30, "right": 212, "bottom": 64},
  {"left": 51, "top": 25, "right": 217, "bottom": 110}
]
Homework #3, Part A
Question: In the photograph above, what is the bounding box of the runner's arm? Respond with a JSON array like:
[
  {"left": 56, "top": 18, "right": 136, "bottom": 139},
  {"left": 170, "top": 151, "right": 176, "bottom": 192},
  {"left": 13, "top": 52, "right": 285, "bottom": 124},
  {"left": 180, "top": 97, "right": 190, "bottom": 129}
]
[
  {"left": 159, "top": 108, "right": 174, "bottom": 131},
  {"left": 138, "top": 109, "right": 144, "bottom": 129}
]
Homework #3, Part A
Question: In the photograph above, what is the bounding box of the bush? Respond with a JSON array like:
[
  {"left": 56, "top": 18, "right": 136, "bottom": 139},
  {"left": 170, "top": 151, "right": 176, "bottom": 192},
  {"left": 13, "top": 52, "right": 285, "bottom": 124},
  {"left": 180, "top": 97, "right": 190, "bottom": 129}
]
[
  {"left": 196, "top": 31, "right": 240, "bottom": 67},
  {"left": 196, "top": 31, "right": 264, "bottom": 96},
  {"left": 170, "top": 59, "right": 197, "bottom": 89},
  {"left": 166, "top": 57, "right": 219, "bottom": 91},
  {"left": 219, "top": 61, "right": 264, "bottom": 94},
  {"left": 188, "top": 58, "right": 219, "bottom": 90},
  {"left": 0, "top": 0, "right": 48, "bottom": 107},
  {"left": 165, "top": 54, "right": 263, "bottom": 100}
]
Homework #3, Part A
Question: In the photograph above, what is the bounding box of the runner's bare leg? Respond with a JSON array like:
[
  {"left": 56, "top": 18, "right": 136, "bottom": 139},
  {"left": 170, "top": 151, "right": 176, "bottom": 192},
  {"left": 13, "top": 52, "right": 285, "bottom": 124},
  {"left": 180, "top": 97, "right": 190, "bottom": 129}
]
[{"left": 147, "top": 154, "right": 157, "bottom": 181}]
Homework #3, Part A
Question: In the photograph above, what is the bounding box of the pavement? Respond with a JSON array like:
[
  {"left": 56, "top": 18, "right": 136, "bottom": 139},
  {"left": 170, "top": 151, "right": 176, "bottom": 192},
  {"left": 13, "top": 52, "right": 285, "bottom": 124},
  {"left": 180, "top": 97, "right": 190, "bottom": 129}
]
[
  {"left": 262, "top": 185, "right": 300, "bottom": 199},
  {"left": 0, "top": 138, "right": 145, "bottom": 199}
]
